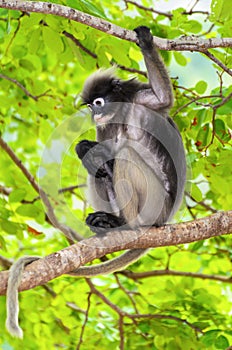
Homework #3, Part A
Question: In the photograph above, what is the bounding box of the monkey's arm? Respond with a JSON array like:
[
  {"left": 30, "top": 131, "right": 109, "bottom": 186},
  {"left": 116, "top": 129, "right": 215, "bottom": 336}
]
[
  {"left": 76, "top": 140, "right": 114, "bottom": 178},
  {"left": 134, "top": 26, "right": 173, "bottom": 111}
]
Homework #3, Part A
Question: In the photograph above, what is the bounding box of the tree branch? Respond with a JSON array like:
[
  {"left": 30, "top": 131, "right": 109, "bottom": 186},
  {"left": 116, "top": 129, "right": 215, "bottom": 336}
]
[
  {"left": 0, "top": 73, "right": 51, "bottom": 100},
  {"left": 0, "top": 136, "right": 82, "bottom": 241},
  {"left": 0, "top": 210, "right": 231, "bottom": 295},
  {"left": 0, "top": 1, "right": 231, "bottom": 51},
  {"left": 120, "top": 269, "right": 232, "bottom": 284},
  {"left": 202, "top": 50, "right": 232, "bottom": 76}
]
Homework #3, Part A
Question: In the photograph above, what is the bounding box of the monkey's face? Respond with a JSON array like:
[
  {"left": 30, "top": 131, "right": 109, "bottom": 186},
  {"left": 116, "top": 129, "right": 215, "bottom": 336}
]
[
  {"left": 81, "top": 70, "right": 131, "bottom": 126},
  {"left": 87, "top": 96, "right": 119, "bottom": 126}
]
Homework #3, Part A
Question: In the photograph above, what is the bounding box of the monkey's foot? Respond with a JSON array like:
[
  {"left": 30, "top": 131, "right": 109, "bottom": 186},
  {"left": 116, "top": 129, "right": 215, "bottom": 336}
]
[{"left": 86, "top": 211, "right": 125, "bottom": 235}]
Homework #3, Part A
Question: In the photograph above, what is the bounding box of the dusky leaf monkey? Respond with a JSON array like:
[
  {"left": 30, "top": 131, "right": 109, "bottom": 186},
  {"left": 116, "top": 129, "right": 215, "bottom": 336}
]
[
  {"left": 72, "top": 26, "right": 186, "bottom": 275},
  {"left": 5, "top": 26, "right": 186, "bottom": 338}
]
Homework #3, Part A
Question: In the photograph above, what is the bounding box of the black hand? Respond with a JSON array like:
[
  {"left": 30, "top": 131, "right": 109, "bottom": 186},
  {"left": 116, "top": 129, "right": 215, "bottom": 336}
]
[
  {"left": 75, "top": 140, "right": 114, "bottom": 178},
  {"left": 134, "top": 26, "right": 153, "bottom": 51}
]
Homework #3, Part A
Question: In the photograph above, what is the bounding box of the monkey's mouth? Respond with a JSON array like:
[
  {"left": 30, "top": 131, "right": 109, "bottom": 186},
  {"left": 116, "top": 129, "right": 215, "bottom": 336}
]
[{"left": 94, "top": 113, "right": 114, "bottom": 124}]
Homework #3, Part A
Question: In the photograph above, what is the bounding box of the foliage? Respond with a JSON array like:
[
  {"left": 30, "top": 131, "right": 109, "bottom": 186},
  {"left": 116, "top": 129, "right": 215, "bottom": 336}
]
[{"left": 0, "top": 0, "right": 231, "bottom": 349}]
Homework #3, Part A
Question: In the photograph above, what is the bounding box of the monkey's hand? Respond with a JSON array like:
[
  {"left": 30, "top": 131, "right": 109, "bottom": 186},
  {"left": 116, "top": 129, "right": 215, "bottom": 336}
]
[
  {"left": 75, "top": 140, "right": 114, "bottom": 178},
  {"left": 134, "top": 26, "right": 154, "bottom": 51},
  {"left": 86, "top": 211, "right": 125, "bottom": 235}
]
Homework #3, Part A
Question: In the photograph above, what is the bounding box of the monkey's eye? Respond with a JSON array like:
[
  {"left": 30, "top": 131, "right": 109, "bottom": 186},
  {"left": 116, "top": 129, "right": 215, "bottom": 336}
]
[{"left": 92, "top": 97, "right": 105, "bottom": 107}]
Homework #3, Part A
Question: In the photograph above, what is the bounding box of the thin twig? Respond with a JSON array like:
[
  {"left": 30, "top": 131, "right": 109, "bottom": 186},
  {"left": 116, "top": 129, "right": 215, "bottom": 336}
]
[
  {"left": 119, "top": 269, "right": 232, "bottom": 284},
  {"left": 114, "top": 274, "right": 139, "bottom": 313},
  {"left": 186, "top": 193, "right": 217, "bottom": 214},
  {"left": 86, "top": 279, "right": 203, "bottom": 334},
  {"left": 63, "top": 31, "right": 97, "bottom": 59},
  {"left": 0, "top": 73, "right": 49, "bottom": 100},
  {"left": 202, "top": 50, "right": 232, "bottom": 77},
  {"left": 0, "top": 136, "right": 82, "bottom": 241},
  {"left": 76, "top": 289, "right": 92, "bottom": 350},
  {"left": 124, "top": 0, "right": 172, "bottom": 18},
  {"left": 119, "top": 315, "right": 124, "bottom": 350}
]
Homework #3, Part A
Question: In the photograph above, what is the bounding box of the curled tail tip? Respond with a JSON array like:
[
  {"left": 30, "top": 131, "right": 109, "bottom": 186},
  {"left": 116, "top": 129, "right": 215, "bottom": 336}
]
[{"left": 6, "top": 319, "right": 23, "bottom": 339}]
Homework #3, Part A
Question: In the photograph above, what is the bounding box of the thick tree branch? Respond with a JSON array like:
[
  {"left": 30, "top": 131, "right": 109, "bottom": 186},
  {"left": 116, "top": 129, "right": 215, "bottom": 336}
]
[
  {"left": 0, "top": 1, "right": 231, "bottom": 51},
  {"left": 0, "top": 210, "right": 231, "bottom": 295}
]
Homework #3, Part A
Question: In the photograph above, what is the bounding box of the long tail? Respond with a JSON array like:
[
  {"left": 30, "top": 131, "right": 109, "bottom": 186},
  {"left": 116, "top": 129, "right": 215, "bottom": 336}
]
[
  {"left": 6, "top": 256, "right": 40, "bottom": 338},
  {"left": 69, "top": 249, "right": 148, "bottom": 277}
]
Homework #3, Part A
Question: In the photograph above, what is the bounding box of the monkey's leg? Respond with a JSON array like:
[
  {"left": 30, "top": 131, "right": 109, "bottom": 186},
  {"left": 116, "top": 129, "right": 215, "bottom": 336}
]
[
  {"left": 75, "top": 140, "right": 113, "bottom": 178},
  {"left": 86, "top": 211, "right": 126, "bottom": 235}
]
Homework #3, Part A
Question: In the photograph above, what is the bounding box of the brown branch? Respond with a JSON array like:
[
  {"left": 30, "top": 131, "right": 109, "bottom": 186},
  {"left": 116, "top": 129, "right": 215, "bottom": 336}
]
[
  {"left": 0, "top": 1, "right": 231, "bottom": 51},
  {"left": 202, "top": 50, "right": 232, "bottom": 77},
  {"left": 172, "top": 88, "right": 231, "bottom": 117},
  {"left": 116, "top": 64, "right": 147, "bottom": 77},
  {"left": 0, "top": 255, "right": 12, "bottom": 269},
  {"left": 213, "top": 91, "right": 232, "bottom": 109},
  {"left": 128, "top": 313, "right": 203, "bottom": 334},
  {"left": 0, "top": 136, "right": 82, "bottom": 241},
  {"left": 76, "top": 289, "right": 92, "bottom": 350},
  {"left": 0, "top": 210, "right": 231, "bottom": 295},
  {"left": 114, "top": 274, "right": 139, "bottom": 313},
  {"left": 125, "top": 0, "right": 209, "bottom": 19},
  {"left": 0, "top": 136, "right": 40, "bottom": 193},
  {"left": 119, "top": 269, "right": 232, "bottom": 284},
  {"left": 86, "top": 279, "right": 203, "bottom": 334},
  {"left": 63, "top": 30, "right": 97, "bottom": 59},
  {"left": 86, "top": 278, "right": 126, "bottom": 315},
  {"left": 0, "top": 185, "right": 11, "bottom": 196},
  {"left": 0, "top": 73, "right": 50, "bottom": 100},
  {"left": 186, "top": 193, "right": 217, "bottom": 214},
  {"left": 58, "top": 184, "right": 86, "bottom": 193},
  {"left": 125, "top": 0, "right": 173, "bottom": 19},
  {"left": 118, "top": 315, "right": 124, "bottom": 350},
  {"left": 63, "top": 30, "right": 146, "bottom": 76}
]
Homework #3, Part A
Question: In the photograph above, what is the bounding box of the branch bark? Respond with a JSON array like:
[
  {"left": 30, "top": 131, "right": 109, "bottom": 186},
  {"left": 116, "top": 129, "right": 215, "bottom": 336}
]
[
  {"left": 0, "top": 1, "right": 231, "bottom": 51},
  {"left": 0, "top": 210, "right": 231, "bottom": 295}
]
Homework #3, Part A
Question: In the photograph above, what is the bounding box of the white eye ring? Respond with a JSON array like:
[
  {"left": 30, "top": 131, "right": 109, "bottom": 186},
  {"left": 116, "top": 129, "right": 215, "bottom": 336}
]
[{"left": 93, "top": 97, "right": 105, "bottom": 107}]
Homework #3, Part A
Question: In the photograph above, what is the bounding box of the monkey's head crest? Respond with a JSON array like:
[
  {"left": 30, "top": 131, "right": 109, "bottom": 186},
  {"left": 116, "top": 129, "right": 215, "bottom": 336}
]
[
  {"left": 81, "top": 68, "right": 142, "bottom": 106},
  {"left": 81, "top": 68, "right": 118, "bottom": 105}
]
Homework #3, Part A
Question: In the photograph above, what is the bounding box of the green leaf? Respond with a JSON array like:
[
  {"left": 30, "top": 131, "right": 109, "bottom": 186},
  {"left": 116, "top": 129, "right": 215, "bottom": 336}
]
[
  {"left": 28, "top": 29, "right": 41, "bottom": 54},
  {"left": 9, "top": 188, "right": 27, "bottom": 203},
  {"left": 195, "top": 123, "right": 210, "bottom": 150},
  {"left": 195, "top": 80, "right": 207, "bottom": 94},
  {"left": 191, "top": 183, "right": 203, "bottom": 201},
  {"left": 181, "top": 20, "right": 202, "bottom": 33},
  {"left": 0, "top": 204, "right": 11, "bottom": 219},
  {"left": 11, "top": 45, "right": 27, "bottom": 58},
  {"left": 201, "top": 330, "right": 221, "bottom": 346},
  {"left": 16, "top": 203, "right": 41, "bottom": 218},
  {"left": 215, "top": 119, "right": 230, "bottom": 142},
  {"left": 211, "top": 0, "right": 232, "bottom": 21},
  {"left": 215, "top": 335, "right": 229, "bottom": 349},
  {"left": 173, "top": 52, "right": 187, "bottom": 66},
  {"left": 42, "top": 27, "right": 64, "bottom": 54},
  {"left": 191, "top": 240, "right": 204, "bottom": 251},
  {"left": 67, "top": 0, "right": 106, "bottom": 19},
  {"left": 1, "top": 219, "right": 19, "bottom": 235},
  {"left": 0, "top": 235, "right": 7, "bottom": 250},
  {"left": 217, "top": 96, "right": 232, "bottom": 115},
  {"left": 19, "top": 58, "right": 35, "bottom": 72}
]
